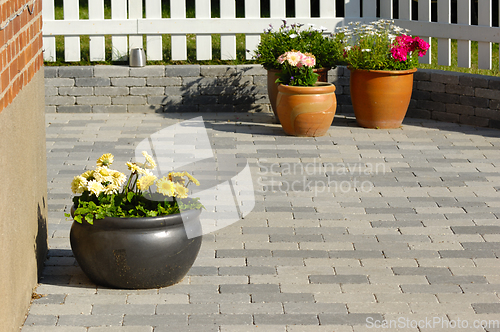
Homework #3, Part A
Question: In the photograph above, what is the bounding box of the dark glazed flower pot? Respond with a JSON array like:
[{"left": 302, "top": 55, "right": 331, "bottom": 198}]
[{"left": 70, "top": 208, "right": 202, "bottom": 289}]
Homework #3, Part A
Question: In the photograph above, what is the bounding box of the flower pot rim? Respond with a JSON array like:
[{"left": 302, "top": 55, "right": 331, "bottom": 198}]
[
  {"left": 348, "top": 67, "right": 418, "bottom": 75},
  {"left": 71, "top": 205, "right": 202, "bottom": 230},
  {"left": 277, "top": 81, "right": 336, "bottom": 93}
]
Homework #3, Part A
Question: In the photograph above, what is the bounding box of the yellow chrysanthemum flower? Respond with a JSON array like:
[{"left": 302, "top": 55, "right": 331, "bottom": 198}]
[
  {"left": 126, "top": 162, "right": 140, "bottom": 173},
  {"left": 142, "top": 151, "right": 157, "bottom": 169},
  {"left": 137, "top": 175, "right": 157, "bottom": 191},
  {"left": 81, "top": 170, "right": 94, "bottom": 180},
  {"left": 71, "top": 176, "right": 88, "bottom": 194},
  {"left": 185, "top": 172, "right": 200, "bottom": 186},
  {"left": 93, "top": 166, "right": 114, "bottom": 183},
  {"left": 168, "top": 172, "right": 186, "bottom": 184},
  {"left": 156, "top": 177, "right": 175, "bottom": 197},
  {"left": 87, "top": 180, "right": 104, "bottom": 196},
  {"left": 96, "top": 153, "right": 114, "bottom": 167},
  {"left": 174, "top": 183, "right": 189, "bottom": 199},
  {"left": 104, "top": 184, "right": 119, "bottom": 195},
  {"left": 110, "top": 170, "right": 127, "bottom": 187}
]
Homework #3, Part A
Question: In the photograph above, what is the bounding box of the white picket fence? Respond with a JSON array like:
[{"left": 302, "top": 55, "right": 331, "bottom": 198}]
[{"left": 42, "top": 0, "right": 500, "bottom": 70}]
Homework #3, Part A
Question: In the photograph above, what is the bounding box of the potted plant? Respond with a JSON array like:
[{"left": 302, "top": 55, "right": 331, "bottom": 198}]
[
  {"left": 275, "top": 50, "right": 337, "bottom": 137},
  {"left": 66, "top": 152, "right": 204, "bottom": 289},
  {"left": 253, "top": 21, "right": 343, "bottom": 121},
  {"left": 338, "top": 19, "right": 430, "bottom": 129}
]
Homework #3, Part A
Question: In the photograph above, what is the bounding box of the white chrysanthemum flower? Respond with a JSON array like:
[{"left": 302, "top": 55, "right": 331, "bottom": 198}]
[
  {"left": 71, "top": 176, "right": 88, "bottom": 194},
  {"left": 110, "top": 170, "right": 127, "bottom": 187},
  {"left": 87, "top": 180, "right": 104, "bottom": 196},
  {"left": 174, "top": 183, "right": 189, "bottom": 199},
  {"left": 289, "top": 33, "right": 298, "bottom": 39}
]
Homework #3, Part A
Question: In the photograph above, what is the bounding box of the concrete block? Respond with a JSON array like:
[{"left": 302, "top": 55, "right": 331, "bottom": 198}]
[
  {"left": 111, "top": 78, "right": 146, "bottom": 87},
  {"left": 75, "top": 78, "right": 110, "bottom": 87},
  {"left": 406, "top": 108, "right": 431, "bottom": 119},
  {"left": 445, "top": 104, "right": 474, "bottom": 115},
  {"left": 445, "top": 84, "right": 475, "bottom": 96},
  {"left": 45, "top": 96, "right": 75, "bottom": 106},
  {"left": 130, "top": 87, "right": 165, "bottom": 96},
  {"left": 57, "top": 105, "right": 92, "bottom": 113},
  {"left": 94, "top": 87, "right": 129, "bottom": 96},
  {"left": 45, "top": 86, "right": 58, "bottom": 96},
  {"left": 58, "top": 66, "right": 93, "bottom": 78},
  {"left": 459, "top": 96, "right": 489, "bottom": 108},
  {"left": 201, "top": 65, "right": 237, "bottom": 77},
  {"left": 236, "top": 64, "right": 266, "bottom": 76},
  {"left": 459, "top": 115, "right": 490, "bottom": 127},
  {"left": 475, "top": 108, "right": 500, "bottom": 120},
  {"left": 94, "top": 65, "right": 130, "bottom": 77},
  {"left": 166, "top": 65, "right": 201, "bottom": 77},
  {"left": 431, "top": 92, "right": 460, "bottom": 104},
  {"left": 430, "top": 72, "right": 460, "bottom": 84},
  {"left": 92, "top": 105, "right": 127, "bottom": 113},
  {"left": 127, "top": 105, "right": 161, "bottom": 113},
  {"left": 111, "top": 96, "right": 147, "bottom": 105},
  {"left": 44, "top": 67, "right": 58, "bottom": 78},
  {"left": 414, "top": 70, "right": 431, "bottom": 81},
  {"left": 76, "top": 96, "right": 111, "bottom": 105},
  {"left": 147, "top": 77, "right": 182, "bottom": 86},
  {"left": 163, "top": 105, "right": 199, "bottom": 112},
  {"left": 475, "top": 88, "right": 500, "bottom": 100},
  {"left": 148, "top": 95, "right": 182, "bottom": 105},
  {"left": 130, "top": 66, "right": 165, "bottom": 77},
  {"left": 45, "top": 78, "right": 75, "bottom": 87},
  {"left": 58, "top": 87, "right": 94, "bottom": 96},
  {"left": 459, "top": 75, "right": 489, "bottom": 88},
  {"left": 417, "top": 81, "right": 445, "bottom": 93}
]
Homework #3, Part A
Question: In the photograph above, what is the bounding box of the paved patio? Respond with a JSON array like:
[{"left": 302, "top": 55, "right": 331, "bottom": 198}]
[{"left": 22, "top": 112, "right": 500, "bottom": 331}]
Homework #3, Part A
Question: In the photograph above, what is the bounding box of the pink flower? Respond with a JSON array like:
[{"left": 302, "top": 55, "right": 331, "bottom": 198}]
[
  {"left": 391, "top": 47, "right": 407, "bottom": 62},
  {"left": 413, "top": 36, "right": 430, "bottom": 57},
  {"left": 302, "top": 55, "right": 316, "bottom": 67}
]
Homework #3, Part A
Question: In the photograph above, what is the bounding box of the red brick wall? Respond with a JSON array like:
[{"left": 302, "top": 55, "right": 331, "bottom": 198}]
[{"left": 0, "top": 0, "right": 43, "bottom": 113}]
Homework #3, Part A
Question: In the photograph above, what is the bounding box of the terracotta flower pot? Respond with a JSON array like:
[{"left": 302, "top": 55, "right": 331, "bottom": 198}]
[
  {"left": 267, "top": 68, "right": 330, "bottom": 122},
  {"left": 276, "top": 82, "right": 337, "bottom": 137},
  {"left": 349, "top": 68, "right": 417, "bottom": 129}
]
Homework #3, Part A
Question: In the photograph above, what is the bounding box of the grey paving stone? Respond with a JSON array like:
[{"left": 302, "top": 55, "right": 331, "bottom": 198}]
[
  {"left": 123, "top": 314, "right": 187, "bottom": 326},
  {"left": 156, "top": 303, "right": 219, "bottom": 315},
  {"left": 427, "top": 275, "right": 488, "bottom": 284},
  {"left": 318, "top": 313, "right": 384, "bottom": 325},
  {"left": 392, "top": 267, "right": 452, "bottom": 276},
  {"left": 471, "top": 303, "right": 500, "bottom": 314},
  {"left": 155, "top": 326, "right": 218, "bottom": 332},
  {"left": 284, "top": 302, "right": 347, "bottom": 314},
  {"left": 329, "top": 250, "right": 384, "bottom": 259},
  {"left": 188, "top": 314, "right": 253, "bottom": 325},
  {"left": 400, "top": 284, "right": 463, "bottom": 293},
  {"left": 270, "top": 235, "right": 324, "bottom": 242},
  {"left": 218, "top": 266, "right": 276, "bottom": 276},
  {"left": 23, "top": 315, "right": 58, "bottom": 326},
  {"left": 187, "top": 266, "right": 218, "bottom": 276},
  {"left": 92, "top": 304, "right": 155, "bottom": 315},
  {"left": 309, "top": 275, "right": 369, "bottom": 284},
  {"left": 57, "top": 314, "right": 123, "bottom": 326},
  {"left": 439, "top": 250, "right": 497, "bottom": 258},
  {"left": 33, "top": 294, "right": 66, "bottom": 304},
  {"left": 452, "top": 226, "right": 500, "bottom": 234},
  {"left": 216, "top": 249, "right": 271, "bottom": 258},
  {"left": 272, "top": 250, "right": 329, "bottom": 258},
  {"left": 462, "top": 243, "right": 500, "bottom": 250},
  {"left": 251, "top": 293, "right": 315, "bottom": 303},
  {"left": 219, "top": 284, "right": 280, "bottom": 294},
  {"left": 253, "top": 314, "right": 319, "bottom": 325}
]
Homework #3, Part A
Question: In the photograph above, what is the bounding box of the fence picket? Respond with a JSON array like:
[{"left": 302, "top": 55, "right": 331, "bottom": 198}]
[
  {"left": 270, "top": 0, "right": 286, "bottom": 18},
  {"left": 418, "top": 0, "right": 431, "bottom": 64},
  {"left": 457, "top": 0, "right": 471, "bottom": 68},
  {"left": 345, "top": 0, "right": 361, "bottom": 18},
  {"left": 477, "top": 0, "right": 492, "bottom": 70},
  {"left": 319, "top": 0, "right": 336, "bottom": 18},
  {"left": 89, "top": 0, "right": 105, "bottom": 61},
  {"left": 111, "top": 0, "right": 128, "bottom": 60},
  {"left": 379, "top": 0, "right": 393, "bottom": 19},
  {"left": 128, "top": 0, "right": 143, "bottom": 50},
  {"left": 437, "top": 0, "right": 451, "bottom": 66},
  {"left": 398, "top": 0, "right": 412, "bottom": 20},
  {"left": 362, "top": 0, "right": 376, "bottom": 18},
  {"left": 64, "top": 0, "right": 80, "bottom": 61},
  {"left": 196, "top": 0, "right": 212, "bottom": 60},
  {"left": 245, "top": 0, "right": 260, "bottom": 60},
  {"left": 42, "top": 0, "right": 56, "bottom": 61},
  {"left": 295, "top": 0, "right": 311, "bottom": 18},
  {"left": 171, "top": 1, "right": 187, "bottom": 60},
  {"left": 221, "top": 0, "right": 236, "bottom": 60},
  {"left": 146, "top": 0, "right": 162, "bottom": 60}
]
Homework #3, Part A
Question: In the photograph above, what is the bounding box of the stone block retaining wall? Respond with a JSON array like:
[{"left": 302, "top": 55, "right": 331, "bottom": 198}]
[{"left": 45, "top": 65, "right": 500, "bottom": 129}]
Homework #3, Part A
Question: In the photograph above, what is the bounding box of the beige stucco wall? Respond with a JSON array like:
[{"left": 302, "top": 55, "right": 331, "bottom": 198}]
[{"left": 0, "top": 69, "right": 48, "bottom": 332}]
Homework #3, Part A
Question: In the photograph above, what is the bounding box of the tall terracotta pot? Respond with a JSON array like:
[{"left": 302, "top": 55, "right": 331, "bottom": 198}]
[
  {"left": 276, "top": 82, "right": 337, "bottom": 137},
  {"left": 349, "top": 68, "right": 417, "bottom": 129},
  {"left": 268, "top": 68, "right": 330, "bottom": 122}
]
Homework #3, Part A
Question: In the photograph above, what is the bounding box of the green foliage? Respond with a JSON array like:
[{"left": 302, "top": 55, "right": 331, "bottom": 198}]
[
  {"left": 254, "top": 21, "right": 343, "bottom": 70},
  {"left": 66, "top": 191, "right": 203, "bottom": 224}
]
